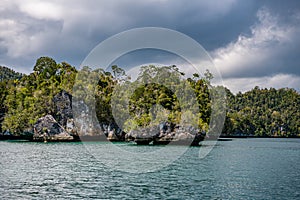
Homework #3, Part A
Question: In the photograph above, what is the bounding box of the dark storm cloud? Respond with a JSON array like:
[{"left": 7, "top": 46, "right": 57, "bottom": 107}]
[
  {"left": 174, "top": 1, "right": 260, "bottom": 51},
  {"left": 0, "top": 0, "right": 254, "bottom": 69},
  {"left": 0, "top": 0, "right": 299, "bottom": 92}
]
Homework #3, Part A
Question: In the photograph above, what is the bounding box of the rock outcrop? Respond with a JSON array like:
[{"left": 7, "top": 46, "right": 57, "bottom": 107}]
[
  {"left": 30, "top": 90, "right": 205, "bottom": 144},
  {"left": 33, "top": 115, "right": 73, "bottom": 142},
  {"left": 105, "top": 123, "right": 125, "bottom": 141},
  {"left": 72, "top": 99, "right": 103, "bottom": 137},
  {"left": 125, "top": 126, "right": 160, "bottom": 145},
  {"left": 53, "top": 90, "right": 73, "bottom": 129},
  {"left": 154, "top": 123, "right": 205, "bottom": 146},
  {"left": 125, "top": 122, "right": 205, "bottom": 146},
  {"left": 71, "top": 97, "right": 125, "bottom": 141}
]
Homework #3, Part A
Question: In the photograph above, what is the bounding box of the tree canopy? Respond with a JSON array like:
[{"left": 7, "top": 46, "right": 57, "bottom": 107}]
[{"left": 0, "top": 57, "right": 299, "bottom": 137}]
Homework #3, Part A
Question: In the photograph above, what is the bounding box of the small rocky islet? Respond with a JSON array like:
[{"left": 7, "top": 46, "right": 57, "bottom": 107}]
[
  {"left": 2, "top": 90, "right": 205, "bottom": 146},
  {"left": 33, "top": 114, "right": 205, "bottom": 146}
]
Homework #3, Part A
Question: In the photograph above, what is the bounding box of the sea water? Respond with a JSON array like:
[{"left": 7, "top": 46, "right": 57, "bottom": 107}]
[{"left": 0, "top": 138, "right": 299, "bottom": 199}]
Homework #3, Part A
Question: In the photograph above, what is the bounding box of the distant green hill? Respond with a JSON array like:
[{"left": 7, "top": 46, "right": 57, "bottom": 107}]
[
  {"left": 0, "top": 66, "right": 23, "bottom": 81},
  {"left": 0, "top": 66, "right": 24, "bottom": 133},
  {"left": 223, "top": 87, "right": 300, "bottom": 137}
]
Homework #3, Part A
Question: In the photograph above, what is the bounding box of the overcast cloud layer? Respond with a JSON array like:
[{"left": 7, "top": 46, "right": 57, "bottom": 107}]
[{"left": 0, "top": 0, "right": 299, "bottom": 93}]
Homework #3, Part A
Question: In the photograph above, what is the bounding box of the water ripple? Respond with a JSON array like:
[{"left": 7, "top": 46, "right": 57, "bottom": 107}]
[{"left": 0, "top": 139, "right": 300, "bottom": 199}]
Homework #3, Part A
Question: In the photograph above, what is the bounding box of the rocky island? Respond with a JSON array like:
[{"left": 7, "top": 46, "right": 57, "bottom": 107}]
[{"left": 0, "top": 57, "right": 299, "bottom": 143}]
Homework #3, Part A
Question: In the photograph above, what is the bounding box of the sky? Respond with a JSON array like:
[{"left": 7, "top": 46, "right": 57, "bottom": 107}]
[{"left": 0, "top": 0, "right": 299, "bottom": 93}]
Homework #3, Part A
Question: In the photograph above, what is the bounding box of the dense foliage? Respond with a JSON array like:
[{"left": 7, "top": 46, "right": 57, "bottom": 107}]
[
  {"left": 0, "top": 57, "right": 299, "bottom": 137},
  {"left": 223, "top": 86, "right": 300, "bottom": 137},
  {"left": 110, "top": 65, "right": 211, "bottom": 132},
  {"left": 1, "top": 57, "right": 77, "bottom": 134},
  {"left": 0, "top": 67, "right": 24, "bottom": 133},
  {"left": 0, "top": 66, "right": 23, "bottom": 82}
]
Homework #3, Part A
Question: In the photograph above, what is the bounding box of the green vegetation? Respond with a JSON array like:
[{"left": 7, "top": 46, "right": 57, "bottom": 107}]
[
  {"left": 0, "top": 66, "right": 24, "bottom": 133},
  {"left": 0, "top": 66, "right": 23, "bottom": 82},
  {"left": 223, "top": 86, "right": 300, "bottom": 137},
  {"left": 110, "top": 65, "right": 210, "bottom": 132},
  {"left": 0, "top": 56, "right": 299, "bottom": 137},
  {"left": 1, "top": 57, "right": 77, "bottom": 134}
]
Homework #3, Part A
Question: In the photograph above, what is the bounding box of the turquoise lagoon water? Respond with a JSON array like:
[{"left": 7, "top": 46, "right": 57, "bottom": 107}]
[{"left": 0, "top": 138, "right": 299, "bottom": 199}]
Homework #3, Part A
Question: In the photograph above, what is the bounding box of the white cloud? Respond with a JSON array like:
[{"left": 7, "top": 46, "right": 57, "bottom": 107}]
[
  {"left": 212, "top": 8, "right": 300, "bottom": 77},
  {"left": 18, "top": 0, "right": 63, "bottom": 20},
  {"left": 0, "top": 18, "right": 62, "bottom": 59},
  {"left": 0, "top": 0, "right": 238, "bottom": 73},
  {"left": 221, "top": 74, "right": 300, "bottom": 94},
  {"left": 212, "top": 8, "right": 300, "bottom": 92}
]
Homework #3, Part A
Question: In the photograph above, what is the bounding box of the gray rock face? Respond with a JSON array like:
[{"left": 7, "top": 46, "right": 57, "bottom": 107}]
[
  {"left": 33, "top": 115, "right": 73, "bottom": 141},
  {"left": 155, "top": 123, "right": 205, "bottom": 146},
  {"left": 52, "top": 91, "right": 125, "bottom": 140},
  {"left": 125, "top": 126, "right": 160, "bottom": 141},
  {"left": 102, "top": 123, "right": 124, "bottom": 141},
  {"left": 125, "top": 122, "right": 205, "bottom": 146},
  {"left": 72, "top": 99, "right": 100, "bottom": 136},
  {"left": 107, "top": 130, "right": 119, "bottom": 141},
  {"left": 53, "top": 90, "right": 73, "bottom": 127},
  {"left": 66, "top": 118, "right": 76, "bottom": 134},
  {"left": 52, "top": 90, "right": 79, "bottom": 135}
]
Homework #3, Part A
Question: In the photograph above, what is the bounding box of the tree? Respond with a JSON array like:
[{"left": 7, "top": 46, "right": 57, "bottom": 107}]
[{"left": 33, "top": 56, "right": 57, "bottom": 78}]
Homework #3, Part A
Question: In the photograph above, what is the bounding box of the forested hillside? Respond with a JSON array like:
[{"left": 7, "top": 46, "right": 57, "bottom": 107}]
[
  {"left": 0, "top": 67, "right": 24, "bottom": 133},
  {"left": 1, "top": 57, "right": 76, "bottom": 134},
  {"left": 0, "top": 57, "right": 299, "bottom": 137},
  {"left": 0, "top": 66, "right": 23, "bottom": 82},
  {"left": 223, "top": 87, "right": 300, "bottom": 137}
]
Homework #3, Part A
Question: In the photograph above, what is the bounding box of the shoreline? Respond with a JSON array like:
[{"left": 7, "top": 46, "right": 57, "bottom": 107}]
[{"left": 1, "top": 134, "right": 299, "bottom": 143}]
